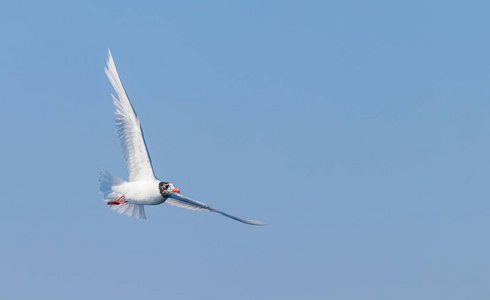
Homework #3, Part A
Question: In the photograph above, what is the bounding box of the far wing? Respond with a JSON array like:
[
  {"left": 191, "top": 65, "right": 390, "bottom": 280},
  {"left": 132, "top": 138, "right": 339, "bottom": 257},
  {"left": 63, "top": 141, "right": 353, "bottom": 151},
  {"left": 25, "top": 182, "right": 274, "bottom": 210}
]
[
  {"left": 166, "top": 193, "right": 265, "bottom": 226},
  {"left": 105, "top": 49, "right": 156, "bottom": 182}
]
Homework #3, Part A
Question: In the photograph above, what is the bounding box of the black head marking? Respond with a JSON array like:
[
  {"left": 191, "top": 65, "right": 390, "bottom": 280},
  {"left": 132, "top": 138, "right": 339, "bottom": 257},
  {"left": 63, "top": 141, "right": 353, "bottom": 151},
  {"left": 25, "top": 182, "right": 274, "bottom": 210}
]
[{"left": 159, "top": 182, "right": 170, "bottom": 194}]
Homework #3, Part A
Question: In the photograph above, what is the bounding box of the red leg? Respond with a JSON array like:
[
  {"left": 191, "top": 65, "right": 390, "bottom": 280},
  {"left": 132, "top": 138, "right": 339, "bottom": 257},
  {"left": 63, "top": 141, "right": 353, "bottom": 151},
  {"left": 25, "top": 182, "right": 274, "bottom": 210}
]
[{"left": 107, "top": 195, "right": 128, "bottom": 205}]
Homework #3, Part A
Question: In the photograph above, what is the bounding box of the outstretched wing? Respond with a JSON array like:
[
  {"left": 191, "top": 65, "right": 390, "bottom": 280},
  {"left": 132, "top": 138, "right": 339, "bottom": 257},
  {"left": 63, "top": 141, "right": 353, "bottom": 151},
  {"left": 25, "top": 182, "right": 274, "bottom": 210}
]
[
  {"left": 105, "top": 49, "right": 156, "bottom": 182},
  {"left": 166, "top": 193, "right": 265, "bottom": 226}
]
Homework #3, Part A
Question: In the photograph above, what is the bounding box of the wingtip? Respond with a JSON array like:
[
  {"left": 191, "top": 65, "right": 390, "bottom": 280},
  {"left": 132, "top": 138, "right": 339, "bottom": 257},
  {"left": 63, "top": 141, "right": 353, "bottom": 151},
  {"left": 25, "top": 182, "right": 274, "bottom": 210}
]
[
  {"left": 106, "top": 48, "right": 114, "bottom": 68},
  {"left": 246, "top": 220, "right": 267, "bottom": 226},
  {"left": 105, "top": 50, "right": 111, "bottom": 73}
]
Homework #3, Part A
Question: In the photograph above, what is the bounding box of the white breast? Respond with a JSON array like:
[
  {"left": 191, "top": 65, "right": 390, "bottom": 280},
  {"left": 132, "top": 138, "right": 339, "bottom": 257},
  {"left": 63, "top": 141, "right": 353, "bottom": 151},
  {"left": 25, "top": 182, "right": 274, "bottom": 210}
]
[{"left": 113, "top": 179, "right": 164, "bottom": 205}]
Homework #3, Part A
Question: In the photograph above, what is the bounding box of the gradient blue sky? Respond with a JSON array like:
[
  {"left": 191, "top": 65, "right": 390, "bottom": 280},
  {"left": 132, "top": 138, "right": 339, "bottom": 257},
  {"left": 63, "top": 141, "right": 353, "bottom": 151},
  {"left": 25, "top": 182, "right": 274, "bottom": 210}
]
[{"left": 2, "top": 1, "right": 490, "bottom": 299}]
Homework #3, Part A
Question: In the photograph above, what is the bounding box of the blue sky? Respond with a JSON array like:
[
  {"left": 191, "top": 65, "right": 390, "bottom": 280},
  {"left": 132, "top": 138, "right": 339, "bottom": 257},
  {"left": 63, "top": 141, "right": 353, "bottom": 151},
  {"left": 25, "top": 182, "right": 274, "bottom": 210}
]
[{"left": 2, "top": 1, "right": 490, "bottom": 299}]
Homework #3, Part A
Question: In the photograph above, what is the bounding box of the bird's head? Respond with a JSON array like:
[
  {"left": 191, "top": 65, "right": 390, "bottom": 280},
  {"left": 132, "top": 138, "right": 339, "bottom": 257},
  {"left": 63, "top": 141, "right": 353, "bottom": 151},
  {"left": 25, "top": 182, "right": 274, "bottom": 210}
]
[{"left": 159, "top": 181, "right": 180, "bottom": 195}]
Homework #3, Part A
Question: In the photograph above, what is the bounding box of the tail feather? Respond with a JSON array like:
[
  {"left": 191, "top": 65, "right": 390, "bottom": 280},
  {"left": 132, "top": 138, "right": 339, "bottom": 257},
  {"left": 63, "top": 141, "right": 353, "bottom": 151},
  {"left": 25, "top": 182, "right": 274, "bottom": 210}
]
[
  {"left": 99, "top": 169, "right": 146, "bottom": 220},
  {"left": 99, "top": 169, "right": 124, "bottom": 198},
  {"left": 110, "top": 202, "right": 147, "bottom": 220}
]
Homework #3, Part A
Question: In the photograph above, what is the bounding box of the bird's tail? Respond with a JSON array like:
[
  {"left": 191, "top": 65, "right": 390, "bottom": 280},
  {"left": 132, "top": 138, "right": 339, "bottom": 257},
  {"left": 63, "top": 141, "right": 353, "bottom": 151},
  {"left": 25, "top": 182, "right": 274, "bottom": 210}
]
[{"left": 98, "top": 169, "right": 146, "bottom": 220}]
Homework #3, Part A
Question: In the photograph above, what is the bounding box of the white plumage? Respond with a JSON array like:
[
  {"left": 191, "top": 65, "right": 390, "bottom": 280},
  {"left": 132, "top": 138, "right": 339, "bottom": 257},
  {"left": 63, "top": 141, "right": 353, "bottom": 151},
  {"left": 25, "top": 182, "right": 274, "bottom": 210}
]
[
  {"left": 104, "top": 50, "right": 155, "bottom": 182},
  {"left": 99, "top": 49, "right": 265, "bottom": 225}
]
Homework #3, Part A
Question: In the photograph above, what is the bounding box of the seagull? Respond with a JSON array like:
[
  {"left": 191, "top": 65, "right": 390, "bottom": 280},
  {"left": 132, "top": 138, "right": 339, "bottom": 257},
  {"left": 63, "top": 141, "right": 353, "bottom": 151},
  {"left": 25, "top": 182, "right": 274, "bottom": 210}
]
[{"left": 99, "top": 50, "right": 264, "bottom": 225}]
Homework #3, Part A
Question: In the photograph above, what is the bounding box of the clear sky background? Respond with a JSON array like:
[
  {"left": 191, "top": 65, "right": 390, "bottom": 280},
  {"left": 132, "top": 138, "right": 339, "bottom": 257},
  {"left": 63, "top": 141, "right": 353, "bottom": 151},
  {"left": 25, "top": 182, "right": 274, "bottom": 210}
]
[{"left": 1, "top": 1, "right": 490, "bottom": 299}]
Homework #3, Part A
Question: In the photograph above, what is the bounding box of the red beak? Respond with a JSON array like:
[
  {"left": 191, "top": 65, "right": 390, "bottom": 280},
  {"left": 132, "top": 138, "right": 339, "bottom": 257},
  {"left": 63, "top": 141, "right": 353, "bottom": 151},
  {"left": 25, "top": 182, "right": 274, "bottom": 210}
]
[{"left": 171, "top": 188, "right": 181, "bottom": 193}]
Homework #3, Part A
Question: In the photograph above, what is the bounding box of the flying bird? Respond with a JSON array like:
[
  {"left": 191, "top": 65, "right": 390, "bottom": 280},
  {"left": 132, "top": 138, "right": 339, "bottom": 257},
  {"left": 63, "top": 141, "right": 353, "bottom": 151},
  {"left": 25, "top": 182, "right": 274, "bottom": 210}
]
[{"left": 99, "top": 50, "right": 264, "bottom": 225}]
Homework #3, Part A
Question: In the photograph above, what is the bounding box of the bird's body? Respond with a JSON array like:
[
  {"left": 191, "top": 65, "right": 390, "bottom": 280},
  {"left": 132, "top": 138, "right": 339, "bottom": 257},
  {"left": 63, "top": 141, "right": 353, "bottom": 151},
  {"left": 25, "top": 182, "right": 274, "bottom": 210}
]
[
  {"left": 99, "top": 49, "right": 264, "bottom": 225},
  {"left": 113, "top": 179, "right": 163, "bottom": 205}
]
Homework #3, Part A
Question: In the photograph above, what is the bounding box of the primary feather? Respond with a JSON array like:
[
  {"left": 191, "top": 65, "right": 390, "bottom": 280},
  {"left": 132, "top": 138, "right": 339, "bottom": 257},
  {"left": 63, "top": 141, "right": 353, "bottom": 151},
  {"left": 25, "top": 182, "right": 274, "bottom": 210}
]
[
  {"left": 167, "top": 193, "right": 266, "bottom": 226},
  {"left": 104, "top": 50, "right": 156, "bottom": 182}
]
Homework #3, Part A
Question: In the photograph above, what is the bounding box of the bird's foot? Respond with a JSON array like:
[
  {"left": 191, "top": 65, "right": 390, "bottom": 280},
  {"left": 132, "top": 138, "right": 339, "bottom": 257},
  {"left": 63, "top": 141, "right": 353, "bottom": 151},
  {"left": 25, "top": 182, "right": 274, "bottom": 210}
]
[{"left": 107, "top": 195, "right": 128, "bottom": 205}]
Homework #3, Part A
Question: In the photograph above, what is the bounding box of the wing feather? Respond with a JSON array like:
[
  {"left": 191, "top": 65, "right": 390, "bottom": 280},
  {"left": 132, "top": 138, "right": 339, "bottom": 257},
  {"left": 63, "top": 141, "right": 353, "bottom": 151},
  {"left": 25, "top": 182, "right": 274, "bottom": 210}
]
[
  {"left": 166, "top": 193, "right": 265, "bottom": 226},
  {"left": 105, "top": 49, "right": 155, "bottom": 181}
]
